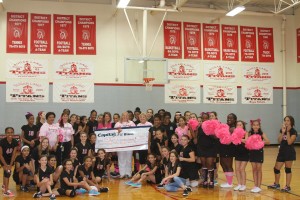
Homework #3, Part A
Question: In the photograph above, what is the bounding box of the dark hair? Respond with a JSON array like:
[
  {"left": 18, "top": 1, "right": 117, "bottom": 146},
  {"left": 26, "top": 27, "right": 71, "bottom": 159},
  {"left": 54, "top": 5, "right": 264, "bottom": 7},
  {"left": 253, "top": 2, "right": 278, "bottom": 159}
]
[
  {"left": 178, "top": 116, "right": 187, "bottom": 123},
  {"left": 83, "top": 156, "right": 93, "bottom": 163},
  {"left": 171, "top": 133, "right": 179, "bottom": 139},
  {"left": 147, "top": 108, "right": 154, "bottom": 114},
  {"left": 284, "top": 116, "right": 295, "bottom": 127},
  {"left": 210, "top": 111, "right": 217, "bottom": 117},
  {"left": 59, "top": 112, "right": 70, "bottom": 128},
  {"left": 227, "top": 113, "right": 237, "bottom": 127},
  {"left": 134, "top": 107, "right": 141, "bottom": 114},
  {"left": 127, "top": 110, "right": 133, "bottom": 115},
  {"left": 80, "top": 115, "right": 87, "bottom": 122},
  {"left": 47, "top": 154, "right": 56, "bottom": 161},
  {"left": 63, "top": 109, "right": 71, "bottom": 115},
  {"left": 184, "top": 111, "right": 191, "bottom": 116},
  {"left": 36, "top": 111, "right": 44, "bottom": 124},
  {"left": 25, "top": 112, "right": 34, "bottom": 120},
  {"left": 173, "top": 111, "right": 181, "bottom": 123},
  {"left": 95, "top": 149, "right": 109, "bottom": 169},
  {"left": 113, "top": 113, "right": 120, "bottom": 118},
  {"left": 156, "top": 127, "right": 166, "bottom": 133},
  {"left": 181, "top": 135, "right": 190, "bottom": 140},
  {"left": 5, "top": 127, "right": 14, "bottom": 133},
  {"left": 89, "top": 132, "right": 96, "bottom": 139},
  {"left": 90, "top": 110, "right": 97, "bottom": 116},
  {"left": 164, "top": 112, "right": 171, "bottom": 118},
  {"left": 46, "top": 112, "right": 56, "bottom": 120},
  {"left": 153, "top": 113, "right": 162, "bottom": 121},
  {"left": 63, "top": 159, "right": 73, "bottom": 170},
  {"left": 236, "top": 120, "right": 246, "bottom": 131},
  {"left": 69, "top": 147, "right": 78, "bottom": 154},
  {"left": 39, "top": 154, "right": 48, "bottom": 160},
  {"left": 158, "top": 109, "right": 165, "bottom": 114},
  {"left": 147, "top": 153, "right": 159, "bottom": 167},
  {"left": 167, "top": 150, "right": 179, "bottom": 174},
  {"left": 102, "top": 112, "right": 112, "bottom": 126}
]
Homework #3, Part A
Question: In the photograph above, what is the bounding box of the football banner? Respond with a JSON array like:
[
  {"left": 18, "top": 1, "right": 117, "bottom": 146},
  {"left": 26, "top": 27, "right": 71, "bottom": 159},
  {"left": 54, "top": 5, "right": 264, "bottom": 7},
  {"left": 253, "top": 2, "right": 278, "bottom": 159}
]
[
  {"left": 95, "top": 126, "right": 150, "bottom": 152},
  {"left": 164, "top": 21, "right": 182, "bottom": 59},
  {"left": 53, "top": 82, "right": 94, "bottom": 103},
  {"left": 242, "top": 65, "right": 272, "bottom": 83},
  {"left": 222, "top": 25, "right": 239, "bottom": 61},
  {"left": 6, "top": 81, "right": 49, "bottom": 103},
  {"left": 165, "top": 83, "right": 200, "bottom": 104},
  {"left": 53, "top": 60, "right": 94, "bottom": 80},
  {"left": 167, "top": 59, "right": 200, "bottom": 80},
  {"left": 53, "top": 14, "right": 74, "bottom": 54},
  {"left": 258, "top": 28, "right": 274, "bottom": 62},
  {"left": 76, "top": 15, "right": 96, "bottom": 55},
  {"left": 7, "top": 12, "right": 28, "bottom": 53},
  {"left": 183, "top": 22, "right": 201, "bottom": 59},
  {"left": 242, "top": 85, "right": 273, "bottom": 104},
  {"left": 30, "top": 13, "right": 51, "bottom": 54},
  {"left": 203, "top": 23, "right": 220, "bottom": 60},
  {"left": 240, "top": 26, "right": 257, "bottom": 62},
  {"left": 297, "top": 28, "right": 300, "bottom": 63},
  {"left": 203, "top": 85, "right": 237, "bottom": 104},
  {"left": 6, "top": 59, "right": 48, "bottom": 79},
  {"left": 204, "top": 63, "right": 237, "bottom": 83}
]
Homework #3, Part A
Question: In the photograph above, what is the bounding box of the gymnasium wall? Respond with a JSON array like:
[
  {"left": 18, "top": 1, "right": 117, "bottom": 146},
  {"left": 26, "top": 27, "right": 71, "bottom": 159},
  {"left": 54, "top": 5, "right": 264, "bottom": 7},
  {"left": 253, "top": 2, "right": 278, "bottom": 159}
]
[{"left": 0, "top": 0, "right": 299, "bottom": 144}]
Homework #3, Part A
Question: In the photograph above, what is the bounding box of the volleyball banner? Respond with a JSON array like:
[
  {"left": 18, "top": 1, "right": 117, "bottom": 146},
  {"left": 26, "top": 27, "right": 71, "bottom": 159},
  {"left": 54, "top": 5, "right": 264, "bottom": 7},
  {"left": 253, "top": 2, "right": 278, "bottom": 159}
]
[
  {"left": 167, "top": 59, "right": 200, "bottom": 80},
  {"left": 203, "top": 23, "right": 220, "bottom": 60},
  {"left": 222, "top": 25, "right": 239, "bottom": 61},
  {"left": 183, "top": 22, "right": 201, "bottom": 59},
  {"left": 164, "top": 21, "right": 182, "bottom": 59},
  {"left": 76, "top": 15, "right": 96, "bottom": 55},
  {"left": 242, "top": 65, "right": 272, "bottom": 83},
  {"left": 297, "top": 28, "right": 300, "bottom": 63},
  {"left": 6, "top": 12, "right": 28, "bottom": 53},
  {"left": 6, "top": 81, "right": 49, "bottom": 103},
  {"left": 53, "top": 82, "right": 94, "bottom": 103},
  {"left": 6, "top": 59, "right": 48, "bottom": 79},
  {"left": 258, "top": 28, "right": 274, "bottom": 62},
  {"left": 240, "top": 26, "right": 257, "bottom": 62},
  {"left": 53, "top": 14, "right": 74, "bottom": 54},
  {"left": 242, "top": 85, "right": 273, "bottom": 104},
  {"left": 203, "top": 85, "right": 237, "bottom": 104},
  {"left": 95, "top": 126, "right": 150, "bottom": 152},
  {"left": 30, "top": 13, "right": 51, "bottom": 54},
  {"left": 165, "top": 83, "right": 200, "bottom": 104},
  {"left": 204, "top": 63, "right": 237, "bottom": 83},
  {"left": 53, "top": 60, "right": 94, "bottom": 80}
]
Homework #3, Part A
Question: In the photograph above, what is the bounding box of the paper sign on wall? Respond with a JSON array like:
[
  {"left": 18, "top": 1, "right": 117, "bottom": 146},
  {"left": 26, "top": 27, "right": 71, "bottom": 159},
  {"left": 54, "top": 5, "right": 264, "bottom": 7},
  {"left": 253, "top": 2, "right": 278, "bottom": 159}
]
[
  {"left": 204, "top": 63, "right": 236, "bottom": 83},
  {"left": 53, "top": 60, "right": 94, "bottom": 80},
  {"left": 165, "top": 83, "right": 200, "bottom": 104},
  {"left": 242, "top": 65, "right": 272, "bottom": 83},
  {"left": 242, "top": 85, "right": 273, "bottom": 104},
  {"left": 167, "top": 60, "right": 200, "bottom": 80},
  {"left": 203, "top": 85, "right": 237, "bottom": 104}
]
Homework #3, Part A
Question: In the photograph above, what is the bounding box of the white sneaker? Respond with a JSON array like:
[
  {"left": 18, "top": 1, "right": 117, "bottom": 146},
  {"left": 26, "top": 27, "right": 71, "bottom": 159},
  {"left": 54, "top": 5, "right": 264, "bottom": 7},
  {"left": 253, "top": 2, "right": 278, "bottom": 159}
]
[
  {"left": 239, "top": 185, "right": 247, "bottom": 191},
  {"left": 251, "top": 187, "right": 262, "bottom": 193},
  {"left": 220, "top": 183, "right": 233, "bottom": 188},
  {"left": 234, "top": 185, "right": 241, "bottom": 191}
]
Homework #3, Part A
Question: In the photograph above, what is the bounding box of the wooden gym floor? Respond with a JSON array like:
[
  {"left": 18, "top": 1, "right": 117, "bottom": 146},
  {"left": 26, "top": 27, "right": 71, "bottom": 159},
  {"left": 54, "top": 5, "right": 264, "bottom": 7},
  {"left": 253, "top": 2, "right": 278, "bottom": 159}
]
[{"left": 1, "top": 146, "right": 300, "bottom": 200}]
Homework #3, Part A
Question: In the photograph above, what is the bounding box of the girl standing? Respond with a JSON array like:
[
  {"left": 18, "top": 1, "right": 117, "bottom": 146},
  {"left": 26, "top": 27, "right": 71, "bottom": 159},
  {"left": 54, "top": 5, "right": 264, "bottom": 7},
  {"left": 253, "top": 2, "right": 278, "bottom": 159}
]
[
  {"left": 170, "top": 134, "right": 183, "bottom": 154},
  {"left": 36, "top": 111, "right": 46, "bottom": 131},
  {"left": 21, "top": 112, "right": 39, "bottom": 151},
  {"left": 98, "top": 112, "right": 112, "bottom": 129},
  {"left": 148, "top": 114, "right": 163, "bottom": 153},
  {"left": 75, "top": 132, "right": 92, "bottom": 164},
  {"left": 175, "top": 117, "right": 191, "bottom": 145},
  {"left": 150, "top": 128, "right": 168, "bottom": 158},
  {"left": 86, "top": 110, "right": 98, "bottom": 135},
  {"left": 31, "top": 138, "right": 50, "bottom": 170},
  {"left": 69, "top": 148, "right": 80, "bottom": 174}
]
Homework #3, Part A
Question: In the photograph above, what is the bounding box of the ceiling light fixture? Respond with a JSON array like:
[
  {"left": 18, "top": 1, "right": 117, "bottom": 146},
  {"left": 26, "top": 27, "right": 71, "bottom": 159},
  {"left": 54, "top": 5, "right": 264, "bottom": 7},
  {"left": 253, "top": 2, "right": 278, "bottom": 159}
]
[
  {"left": 226, "top": 6, "right": 245, "bottom": 17},
  {"left": 117, "top": 0, "right": 130, "bottom": 8}
]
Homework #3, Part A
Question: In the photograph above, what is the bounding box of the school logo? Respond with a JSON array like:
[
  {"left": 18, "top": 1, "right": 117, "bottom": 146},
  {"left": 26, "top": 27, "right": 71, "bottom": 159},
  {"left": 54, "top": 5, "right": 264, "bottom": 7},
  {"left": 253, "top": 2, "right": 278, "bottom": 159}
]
[
  {"left": 188, "top": 35, "right": 196, "bottom": 46},
  {"left": 165, "top": 84, "right": 200, "bottom": 104},
  {"left": 59, "top": 29, "right": 68, "bottom": 40},
  {"left": 245, "top": 39, "right": 252, "bottom": 49},
  {"left": 21, "top": 85, "right": 34, "bottom": 95},
  {"left": 253, "top": 89, "right": 262, "bottom": 97},
  {"left": 13, "top": 27, "right": 22, "bottom": 38},
  {"left": 263, "top": 40, "right": 269, "bottom": 50},
  {"left": 178, "top": 88, "right": 188, "bottom": 97},
  {"left": 216, "top": 89, "right": 225, "bottom": 97},
  {"left": 37, "top": 29, "right": 45, "bottom": 39},
  {"left": 82, "top": 30, "right": 90, "bottom": 40},
  {"left": 226, "top": 38, "right": 234, "bottom": 48},
  {"left": 203, "top": 85, "right": 237, "bottom": 104},
  {"left": 169, "top": 35, "right": 176, "bottom": 45},
  {"left": 69, "top": 85, "right": 79, "bottom": 94},
  {"left": 208, "top": 37, "right": 215, "bottom": 47}
]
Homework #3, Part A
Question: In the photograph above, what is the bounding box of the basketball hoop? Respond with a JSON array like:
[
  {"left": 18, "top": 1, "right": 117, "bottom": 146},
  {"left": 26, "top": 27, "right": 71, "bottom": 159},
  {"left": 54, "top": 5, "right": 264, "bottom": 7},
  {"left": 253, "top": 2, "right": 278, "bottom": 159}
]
[{"left": 143, "top": 78, "right": 155, "bottom": 91}]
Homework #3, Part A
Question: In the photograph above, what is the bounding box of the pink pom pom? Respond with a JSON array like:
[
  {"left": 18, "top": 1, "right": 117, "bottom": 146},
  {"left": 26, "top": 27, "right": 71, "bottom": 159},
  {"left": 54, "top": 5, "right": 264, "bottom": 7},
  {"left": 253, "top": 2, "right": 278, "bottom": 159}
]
[
  {"left": 202, "top": 120, "right": 220, "bottom": 135},
  {"left": 245, "top": 134, "right": 264, "bottom": 150},
  {"left": 231, "top": 128, "right": 246, "bottom": 145},
  {"left": 215, "top": 123, "right": 231, "bottom": 144},
  {"left": 188, "top": 119, "right": 199, "bottom": 131}
]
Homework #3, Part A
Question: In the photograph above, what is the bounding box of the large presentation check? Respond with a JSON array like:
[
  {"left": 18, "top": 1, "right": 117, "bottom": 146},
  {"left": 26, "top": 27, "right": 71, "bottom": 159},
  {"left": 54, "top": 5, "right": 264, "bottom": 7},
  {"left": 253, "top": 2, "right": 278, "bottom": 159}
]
[{"left": 95, "top": 126, "right": 150, "bottom": 152}]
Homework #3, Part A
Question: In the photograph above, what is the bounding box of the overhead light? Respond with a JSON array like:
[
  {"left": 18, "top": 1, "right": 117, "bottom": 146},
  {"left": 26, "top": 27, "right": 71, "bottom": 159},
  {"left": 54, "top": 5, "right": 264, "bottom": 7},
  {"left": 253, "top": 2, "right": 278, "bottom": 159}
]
[
  {"left": 226, "top": 6, "right": 245, "bottom": 17},
  {"left": 117, "top": 0, "right": 130, "bottom": 8}
]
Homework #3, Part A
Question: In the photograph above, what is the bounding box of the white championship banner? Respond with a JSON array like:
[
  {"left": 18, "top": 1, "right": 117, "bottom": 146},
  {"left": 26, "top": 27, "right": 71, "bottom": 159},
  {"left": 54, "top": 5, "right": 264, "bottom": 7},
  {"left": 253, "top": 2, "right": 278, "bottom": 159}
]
[
  {"left": 242, "top": 65, "right": 272, "bottom": 83},
  {"left": 242, "top": 85, "right": 273, "bottom": 104},
  {"left": 165, "top": 83, "right": 200, "bottom": 104},
  {"left": 167, "top": 59, "right": 201, "bottom": 80},
  {"left": 95, "top": 126, "right": 150, "bottom": 152},
  {"left": 203, "top": 85, "right": 237, "bottom": 104},
  {"left": 204, "top": 63, "right": 237, "bottom": 83},
  {"left": 53, "top": 60, "right": 94, "bottom": 80}
]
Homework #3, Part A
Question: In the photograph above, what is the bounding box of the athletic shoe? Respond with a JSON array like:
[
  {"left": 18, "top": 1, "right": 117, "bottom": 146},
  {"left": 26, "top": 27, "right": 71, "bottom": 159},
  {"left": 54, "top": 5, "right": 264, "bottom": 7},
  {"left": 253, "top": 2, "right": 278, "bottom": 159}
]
[
  {"left": 183, "top": 189, "right": 189, "bottom": 196},
  {"left": 99, "top": 187, "right": 109, "bottom": 193},
  {"left": 88, "top": 189, "right": 100, "bottom": 196},
  {"left": 125, "top": 181, "right": 134, "bottom": 186},
  {"left": 281, "top": 186, "right": 291, "bottom": 192},
  {"left": 214, "top": 180, "right": 218, "bottom": 186},
  {"left": 268, "top": 183, "right": 280, "bottom": 189},
  {"left": 251, "top": 187, "right": 262, "bottom": 193},
  {"left": 110, "top": 172, "right": 120, "bottom": 178},
  {"left": 33, "top": 191, "right": 42, "bottom": 198},
  {"left": 156, "top": 184, "right": 164, "bottom": 189},
  {"left": 76, "top": 188, "right": 87, "bottom": 194},
  {"left": 234, "top": 185, "right": 241, "bottom": 191},
  {"left": 220, "top": 183, "right": 233, "bottom": 188},
  {"left": 186, "top": 186, "right": 192, "bottom": 192},
  {"left": 21, "top": 185, "right": 29, "bottom": 192},
  {"left": 49, "top": 193, "right": 56, "bottom": 200},
  {"left": 3, "top": 190, "right": 15, "bottom": 197},
  {"left": 239, "top": 185, "right": 247, "bottom": 191},
  {"left": 131, "top": 183, "right": 142, "bottom": 188},
  {"left": 208, "top": 182, "right": 214, "bottom": 189}
]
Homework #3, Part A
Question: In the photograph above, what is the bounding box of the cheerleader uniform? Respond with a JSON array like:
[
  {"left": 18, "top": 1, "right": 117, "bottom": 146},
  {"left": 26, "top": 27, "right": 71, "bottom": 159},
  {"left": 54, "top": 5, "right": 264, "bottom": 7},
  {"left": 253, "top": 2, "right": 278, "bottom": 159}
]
[
  {"left": 249, "top": 132, "right": 264, "bottom": 163},
  {"left": 219, "top": 127, "right": 236, "bottom": 158},
  {"left": 276, "top": 128, "right": 298, "bottom": 162},
  {"left": 235, "top": 136, "right": 249, "bottom": 162},
  {"left": 197, "top": 126, "right": 216, "bottom": 158},
  {"left": 180, "top": 144, "right": 199, "bottom": 181}
]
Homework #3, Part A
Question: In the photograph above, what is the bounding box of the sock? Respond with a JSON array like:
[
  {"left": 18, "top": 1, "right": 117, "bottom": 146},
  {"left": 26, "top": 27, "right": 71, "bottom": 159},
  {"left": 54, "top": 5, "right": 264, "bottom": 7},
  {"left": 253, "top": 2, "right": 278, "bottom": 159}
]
[
  {"left": 225, "top": 172, "right": 233, "bottom": 185},
  {"left": 208, "top": 169, "right": 214, "bottom": 183}
]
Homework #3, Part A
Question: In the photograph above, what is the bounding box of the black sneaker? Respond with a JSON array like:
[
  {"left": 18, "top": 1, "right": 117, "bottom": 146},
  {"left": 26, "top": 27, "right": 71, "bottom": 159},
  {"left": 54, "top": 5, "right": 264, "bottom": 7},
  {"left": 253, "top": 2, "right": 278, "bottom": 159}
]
[
  {"left": 281, "top": 186, "right": 291, "bottom": 192},
  {"left": 268, "top": 183, "right": 280, "bottom": 189},
  {"left": 156, "top": 184, "right": 164, "bottom": 189},
  {"left": 49, "top": 194, "right": 56, "bottom": 200},
  {"left": 99, "top": 187, "right": 109, "bottom": 193},
  {"left": 21, "top": 185, "right": 29, "bottom": 192},
  {"left": 183, "top": 189, "right": 189, "bottom": 196},
  {"left": 33, "top": 191, "right": 42, "bottom": 198},
  {"left": 186, "top": 186, "right": 192, "bottom": 192}
]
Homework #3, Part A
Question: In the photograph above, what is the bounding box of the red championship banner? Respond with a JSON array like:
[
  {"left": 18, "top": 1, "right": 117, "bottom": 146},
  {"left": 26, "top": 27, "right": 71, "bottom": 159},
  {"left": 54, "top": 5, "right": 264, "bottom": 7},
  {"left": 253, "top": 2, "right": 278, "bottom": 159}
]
[
  {"left": 6, "top": 12, "right": 28, "bottom": 53},
  {"left": 31, "top": 14, "right": 51, "bottom": 54},
  {"left": 184, "top": 22, "right": 201, "bottom": 59},
  {"left": 242, "top": 65, "right": 272, "bottom": 84},
  {"left": 53, "top": 14, "right": 74, "bottom": 54},
  {"left": 242, "top": 85, "right": 273, "bottom": 104},
  {"left": 203, "top": 85, "right": 237, "bottom": 104},
  {"left": 203, "top": 23, "right": 220, "bottom": 60},
  {"left": 222, "top": 25, "right": 239, "bottom": 61},
  {"left": 164, "top": 21, "right": 182, "bottom": 59},
  {"left": 258, "top": 28, "right": 274, "bottom": 62},
  {"left": 165, "top": 83, "right": 200, "bottom": 104},
  {"left": 76, "top": 16, "right": 96, "bottom": 55},
  {"left": 240, "top": 26, "right": 257, "bottom": 62},
  {"left": 297, "top": 28, "right": 300, "bottom": 63},
  {"left": 204, "top": 63, "right": 237, "bottom": 83},
  {"left": 167, "top": 59, "right": 200, "bottom": 80}
]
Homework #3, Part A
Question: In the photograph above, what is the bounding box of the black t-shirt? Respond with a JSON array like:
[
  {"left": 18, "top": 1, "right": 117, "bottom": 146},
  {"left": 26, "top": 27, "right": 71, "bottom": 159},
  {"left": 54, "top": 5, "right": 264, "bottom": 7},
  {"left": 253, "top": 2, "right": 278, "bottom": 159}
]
[
  {"left": 93, "top": 157, "right": 110, "bottom": 175},
  {"left": 77, "top": 164, "right": 93, "bottom": 180},
  {"left": 170, "top": 143, "right": 183, "bottom": 154},
  {"left": 197, "top": 126, "right": 215, "bottom": 148},
  {"left": 21, "top": 124, "right": 39, "bottom": 143},
  {"left": 162, "top": 122, "right": 177, "bottom": 141},
  {"left": 150, "top": 137, "right": 167, "bottom": 156},
  {"left": 75, "top": 142, "right": 91, "bottom": 164},
  {"left": 36, "top": 122, "right": 43, "bottom": 131},
  {"left": 0, "top": 138, "right": 18, "bottom": 163},
  {"left": 60, "top": 170, "right": 75, "bottom": 190},
  {"left": 149, "top": 126, "right": 163, "bottom": 141},
  {"left": 167, "top": 161, "right": 181, "bottom": 182},
  {"left": 31, "top": 147, "right": 49, "bottom": 169},
  {"left": 88, "top": 142, "right": 95, "bottom": 155},
  {"left": 71, "top": 159, "right": 80, "bottom": 171},
  {"left": 145, "top": 161, "right": 162, "bottom": 177},
  {"left": 14, "top": 155, "right": 32, "bottom": 174},
  {"left": 280, "top": 128, "right": 298, "bottom": 147},
  {"left": 35, "top": 166, "right": 52, "bottom": 182},
  {"left": 86, "top": 120, "right": 98, "bottom": 134},
  {"left": 179, "top": 145, "right": 194, "bottom": 178}
]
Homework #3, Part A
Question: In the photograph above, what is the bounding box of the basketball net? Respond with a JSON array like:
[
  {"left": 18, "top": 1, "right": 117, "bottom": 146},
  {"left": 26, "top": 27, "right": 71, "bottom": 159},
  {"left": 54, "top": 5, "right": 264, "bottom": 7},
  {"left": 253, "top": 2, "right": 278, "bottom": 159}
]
[{"left": 143, "top": 78, "right": 155, "bottom": 91}]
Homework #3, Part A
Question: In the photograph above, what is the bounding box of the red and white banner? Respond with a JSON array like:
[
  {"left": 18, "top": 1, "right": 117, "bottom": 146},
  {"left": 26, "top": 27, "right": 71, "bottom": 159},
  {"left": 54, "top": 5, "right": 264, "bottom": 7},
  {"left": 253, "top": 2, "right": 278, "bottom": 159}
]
[
  {"left": 258, "top": 28, "right": 274, "bottom": 62},
  {"left": 203, "top": 85, "right": 237, "bottom": 104},
  {"left": 204, "top": 63, "right": 237, "bottom": 83},
  {"left": 222, "top": 25, "right": 239, "bottom": 61},
  {"left": 6, "top": 59, "right": 48, "bottom": 79},
  {"left": 165, "top": 83, "right": 200, "bottom": 104},
  {"left": 164, "top": 21, "right": 182, "bottom": 59},
  {"left": 6, "top": 81, "right": 48, "bottom": 103},
  {"left": 183, "top": 22, "right": 201, "bottom": 59},
  {"left": 242, "top": 85, "right": 273, "bottom": 104},
  {"left": 297, "top": 28, "right": 300, "bottom": 63},
  {"left": 167, "top": 60, "right": 200, "bottom": 80},
  {"left": 240, "top": 26, "right": 257, "bottom": 62},
  {"left": 53, "top": 14, "right": 74, "bottom": 54},
  {"left": 53, "top": 82, "right": 94, "bottom": 103},
  {"left": 53, "top": 60, "right": 94, "bottom": 80},
  {"left": 30, "top": 13, "right": 51, "bottom": 54},
  {"left": 242, "top": 65, "right": 272, "bottom": 83},
  {"left": 7, "top": 12, "right": 28, "bottom": 53},
  {"left": 203, "top": 24, "right": 220, "bottom": 60},
  {"left": 76, "top": 16, "right": 96, "bottom": 55}
]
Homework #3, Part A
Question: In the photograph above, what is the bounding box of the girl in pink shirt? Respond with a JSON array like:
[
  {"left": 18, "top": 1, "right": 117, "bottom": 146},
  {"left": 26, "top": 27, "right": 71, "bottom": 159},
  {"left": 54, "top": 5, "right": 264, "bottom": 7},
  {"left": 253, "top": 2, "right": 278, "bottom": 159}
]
[
  {"left": 175, "top": 117, "right": 191, "bottom": 145},
  {"left": 98, "top": 112, "right": 112, "bottom": 129},
  {"left": 39, "top": 112, "right": 59, "bottom": 153}
]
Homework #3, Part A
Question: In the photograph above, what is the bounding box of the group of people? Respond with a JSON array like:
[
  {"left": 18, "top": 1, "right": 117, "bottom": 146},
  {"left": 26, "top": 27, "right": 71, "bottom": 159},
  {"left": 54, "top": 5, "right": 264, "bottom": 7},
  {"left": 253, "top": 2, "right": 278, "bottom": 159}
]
[{"left": 0, "top": 107, "right": 297, "bottom": 198}]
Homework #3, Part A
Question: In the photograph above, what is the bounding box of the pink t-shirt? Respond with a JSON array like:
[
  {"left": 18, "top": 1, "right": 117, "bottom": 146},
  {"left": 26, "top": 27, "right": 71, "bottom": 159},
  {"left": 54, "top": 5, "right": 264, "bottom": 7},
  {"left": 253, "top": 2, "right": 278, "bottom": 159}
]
[
  {"left": 98, "top": 122, "right": 112, "bottom": 129},
  {"left": 175, "top": 125, "right": 189, "bottom": 145},
  {"left": 58, "top": 122, "right": 74, "bottom": 142},
  {"left": 114, "top": 121, "right": 136, "bottom": 128},
  {"left": 39, "top": 122, "right": 59, "bottom": 148}
]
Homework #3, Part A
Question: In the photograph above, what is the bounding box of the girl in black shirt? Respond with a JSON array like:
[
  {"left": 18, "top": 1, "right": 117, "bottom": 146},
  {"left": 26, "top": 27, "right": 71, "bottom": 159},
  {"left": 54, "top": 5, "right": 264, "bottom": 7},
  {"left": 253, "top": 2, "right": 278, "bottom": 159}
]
[
  {"left": 170, "top": 134, "right": 183, "bottom": 154},
  {"left": 47, "top": 155, "right": 63, "bottom": 188},
  {"left": 150, "top": 128, "right": 168, "bottom": 158},
  {"left": 93, "top": 149, "right": 111, "bottom": 182},
  {"left": 21, "top": 112, "right": 39, "bottom": 151},
  {"left": 31, "top": 137, "right": 50, "bottom": 171},
  {"left": 69, "top": 148, "right": 80, "bottom": 174},
  {"left": 86, "top": 110, "right": 98, "bottom": 135},
  {"left": 148, "top": 114, "right": 163, "bottom": 153},
  {"left": 75, "top": 132, "right": 92, "bottom": 164}
]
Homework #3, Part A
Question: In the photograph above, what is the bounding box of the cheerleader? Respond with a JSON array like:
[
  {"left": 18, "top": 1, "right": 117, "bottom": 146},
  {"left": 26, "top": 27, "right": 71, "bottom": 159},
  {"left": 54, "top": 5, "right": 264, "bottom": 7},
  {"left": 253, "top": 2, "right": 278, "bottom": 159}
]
[
  {"left": 268, "top": 116, "right": 297, "bottom": 192},
  {"left": 21, "top": 112, "right": 39, "bottom": 151},
  {"left": 175, "top": 117, "right": 191, "bottom": 145},
  {"left": 162, "top": 112, "right": 177, "bottom": 146},
  {"left": 93, "top": 149, "right": 111, "bottom": 182},
  {"left": 134, "top": 107, "right": 141, "bottom": 125},
  {"left": 31, "top": 138, "right": 50, "bottom": 171},
  {"left": 208, "top": 111, "right": 219, "bottom": 185},
  {"left": 73, "top": 116, "right": 87, "bottom": 145},
  {"left": 248, "top": 119, "right": 270, "bottom": 193}
]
